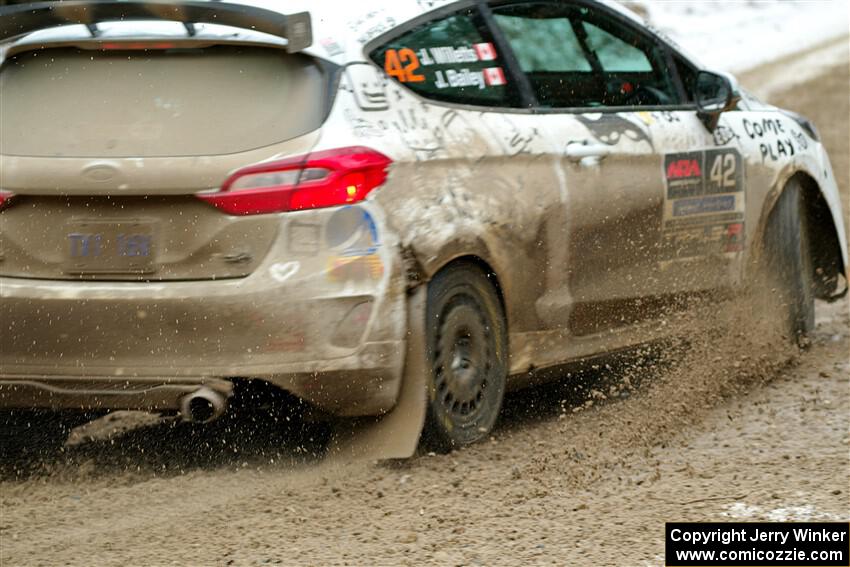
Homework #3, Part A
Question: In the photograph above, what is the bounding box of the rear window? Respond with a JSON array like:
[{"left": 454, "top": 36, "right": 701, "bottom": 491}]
[{"left": 0, "top": 46, "right": 326, "bottom": 158}]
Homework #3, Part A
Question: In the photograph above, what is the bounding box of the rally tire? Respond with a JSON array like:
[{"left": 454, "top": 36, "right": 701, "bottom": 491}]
[
  {"left": 422, "top": 263, "right": 507, "bottom": 452},
  {"left": 761, "top": 178, "right": 815, "bottom": 344}
]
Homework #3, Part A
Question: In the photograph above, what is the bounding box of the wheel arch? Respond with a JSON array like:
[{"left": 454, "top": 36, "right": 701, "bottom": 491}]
[
  {"left": 428, "top": 254, "right": 508, "bottom": 329},
  {"left": 754, "top": 170, "right": 847, "bottom": 301},
  {"left": 796, "top": 172, "right": 847, "bottom": 300}
]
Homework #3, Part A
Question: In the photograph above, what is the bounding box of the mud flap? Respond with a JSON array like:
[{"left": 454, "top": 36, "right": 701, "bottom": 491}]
[{"left": 326, "top": 287, "right": 428, "bottom": 461}]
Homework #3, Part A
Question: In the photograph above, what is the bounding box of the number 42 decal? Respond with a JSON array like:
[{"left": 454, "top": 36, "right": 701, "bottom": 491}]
[
  {"left": 710, "top": 151, "right": 737, "bottom": 189},
  {"left": 384, "top": 48, "right": 425, "bottom": 83}
]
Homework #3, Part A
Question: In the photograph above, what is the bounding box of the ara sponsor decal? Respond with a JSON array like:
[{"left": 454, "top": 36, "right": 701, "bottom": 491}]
[
  {"left": 661, "top": 149, "right": 746, "bottom": 260},
  {"left": 667, "top": 157, "right": 702, "bottom": 179},
  {"left": 664, "top": 149, "right": 743, "bottom": 199}
]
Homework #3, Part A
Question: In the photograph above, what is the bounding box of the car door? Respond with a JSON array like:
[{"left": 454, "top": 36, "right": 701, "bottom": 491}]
[
  {"left": 488, "top": 0, "right": 744, "bottom": 335},
  {"left": 361, "top": 4, "right": 571, "bottom": 361}
]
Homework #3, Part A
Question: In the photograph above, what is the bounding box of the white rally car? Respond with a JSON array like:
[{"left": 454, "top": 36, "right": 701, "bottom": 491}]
[{"left": 0, "top": 0, "right": 845, "bottom": 451}]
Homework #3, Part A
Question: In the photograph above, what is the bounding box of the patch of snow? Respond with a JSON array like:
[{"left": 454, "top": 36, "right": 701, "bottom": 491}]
[
  {"left": 624, "top": 0, "right": 849, "bottom": 73},
  {"left": 723, "top": 501, "right": 762, "bottom": 518}
]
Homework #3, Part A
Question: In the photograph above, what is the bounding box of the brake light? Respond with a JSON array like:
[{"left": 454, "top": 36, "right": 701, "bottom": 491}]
[
  {"left": 197, "top": 147, "right": 392, "bottom": 216},
  {"left": 0, "top": 190, "right": 13, "bottom": 210}
]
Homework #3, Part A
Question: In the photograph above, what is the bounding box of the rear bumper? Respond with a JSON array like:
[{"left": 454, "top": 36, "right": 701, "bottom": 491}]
[
  {"left": 0, "top": 375, "right": 233, "bottom": 412},
  {"left": 0, "top": 204, "right": 408, "bottom": 416}
]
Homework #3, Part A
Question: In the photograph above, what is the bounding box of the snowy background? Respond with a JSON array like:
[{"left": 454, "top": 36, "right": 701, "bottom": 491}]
[{"left": 622, "top": 0, "right": 849, "bottom": 73}]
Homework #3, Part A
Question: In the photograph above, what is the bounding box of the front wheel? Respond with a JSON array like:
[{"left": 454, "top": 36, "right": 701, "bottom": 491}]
[
  {"left": 423, "top": 263, "right": 507, "bottom": 451},
  {"left": 761, "top": 178, "right": 815, "bottom": 344}
]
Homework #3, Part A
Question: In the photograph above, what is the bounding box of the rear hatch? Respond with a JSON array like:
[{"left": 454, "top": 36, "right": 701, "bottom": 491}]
[{"left": 0, "top": 42, "right": 330, "bottom": 280}]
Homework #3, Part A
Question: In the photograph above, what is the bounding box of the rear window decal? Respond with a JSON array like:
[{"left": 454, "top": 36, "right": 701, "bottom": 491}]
[
  {"left": 386, "top": 41, "right": 504, "bottom": 88},
  {"left": 384, "top": 48, "right": 426, "bottom": 83},
  {"left": 419, "top": 45, "right": 477, "bottom": 65},
  {"left": 661, "top": 149, "right": 746, "bottom": 259},
  {"left": 433, "top": 66, "right": 506, "bottom": 90},
  {"left": 417, "top": 42, "right": 498, "bottom": 66},
  {"left": 369, "top": 12, "right": 514, "bottom": 106},
  {"left": 434, "top": 68, "right": 485, "bottom": 90}
]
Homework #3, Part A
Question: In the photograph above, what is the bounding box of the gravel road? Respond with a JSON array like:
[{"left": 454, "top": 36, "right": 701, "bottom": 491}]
[{"left": 1, "top": 43, "right": 848, "bottom": 567}]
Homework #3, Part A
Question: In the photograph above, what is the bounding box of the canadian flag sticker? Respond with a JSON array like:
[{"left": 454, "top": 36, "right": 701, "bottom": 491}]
[
  {"left": 473, "top": 42, "right": 497, "bottom": 61},
  {"left": 483, "top": 67, "right": 507, "bottom": 86}
]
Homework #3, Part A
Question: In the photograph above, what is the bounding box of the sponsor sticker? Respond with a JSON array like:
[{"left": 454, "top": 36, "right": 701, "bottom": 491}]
[
  {"left": 672, "top": 195, "right": 736, "bottom": 217},
  {"left": 327, "top": 255, "right": 385, "bottom": 282},
  {"left": 661, "top": 149, "right": 746, "bottom": 260}
]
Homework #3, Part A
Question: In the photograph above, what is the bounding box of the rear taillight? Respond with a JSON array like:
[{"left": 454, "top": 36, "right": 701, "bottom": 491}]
[
  {"left": 197, "top": 147, "right": 392, "bottom": 216},
  {"left": 0, "top": 190, "right": 14, "bottom": 210}
]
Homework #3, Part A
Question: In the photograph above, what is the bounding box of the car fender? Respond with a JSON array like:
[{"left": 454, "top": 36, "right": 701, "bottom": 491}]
[
  {"left": 751, "top": 153, "right": 847, "bottom": 296},
  {"left": 723, "top": 110, "right": 847, "bottom": 284}
]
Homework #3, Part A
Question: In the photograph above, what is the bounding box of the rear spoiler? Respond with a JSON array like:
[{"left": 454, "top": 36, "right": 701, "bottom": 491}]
[{"left": 0, "top": 1, "right": 312, "bottom": 52}]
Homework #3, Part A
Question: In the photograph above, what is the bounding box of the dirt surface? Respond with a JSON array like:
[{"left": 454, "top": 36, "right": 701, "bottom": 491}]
[{"left": 1, "top": 49, "right": 849, "bottom": 567}]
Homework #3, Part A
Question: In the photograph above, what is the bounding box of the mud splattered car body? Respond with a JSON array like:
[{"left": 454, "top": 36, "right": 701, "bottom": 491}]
[{"left": 0, "top": 1, "right": 846, "bottom": 433}]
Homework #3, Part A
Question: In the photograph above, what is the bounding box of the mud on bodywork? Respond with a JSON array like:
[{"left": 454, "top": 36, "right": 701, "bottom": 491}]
[
  {"left": 0, "top": 202, "right": 409, "bottom": 417},
  {"left": 723, "top": 111, "right": 848, "bottom": 299},
  {"left": 0, "top": 0, "right": 847, "bottom": 427}
]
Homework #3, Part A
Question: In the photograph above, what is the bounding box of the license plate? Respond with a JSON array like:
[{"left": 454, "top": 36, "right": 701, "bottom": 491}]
[{"left": 64, "top": 219, "right": 157, "bottom": 275}]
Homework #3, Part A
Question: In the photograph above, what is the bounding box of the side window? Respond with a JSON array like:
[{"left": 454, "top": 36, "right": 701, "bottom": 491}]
[
  {"left": 491, "top": 2, "right": 678, "bottom": 108},
  {"left": 673, "top": 55, "right": 698, "bottom": 103},
  {"left": 369, "top": 10, "right": 520, "bottom": 107},
  {"left": 494, "top": 14, "right": 590, "bottom": 72},
  {"left": 583, "top": 23, "right": 651, "bottom": 72}
]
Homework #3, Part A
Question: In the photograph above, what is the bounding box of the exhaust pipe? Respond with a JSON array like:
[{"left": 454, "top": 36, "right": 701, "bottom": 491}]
[{"left": 180, "top": 387, "right": 227, "bottom": 424}]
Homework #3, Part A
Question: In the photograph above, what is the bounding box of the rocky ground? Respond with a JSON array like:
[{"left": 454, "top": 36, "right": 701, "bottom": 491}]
[{"left": 1, "top": 42, "right": 848, "bottom": 567}]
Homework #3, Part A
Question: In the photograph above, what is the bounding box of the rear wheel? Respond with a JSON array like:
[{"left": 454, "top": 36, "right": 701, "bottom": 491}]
[
  {"left": 761, "top": 178, "right": 815, "bottom": 344},
  {"left": 423, "top": 263, "right": 507, "bottom": 451}
]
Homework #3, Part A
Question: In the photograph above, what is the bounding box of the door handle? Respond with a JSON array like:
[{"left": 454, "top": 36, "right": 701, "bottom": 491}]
[{"left": 564, "top": 141, "right": 611, "bottom": 161}]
